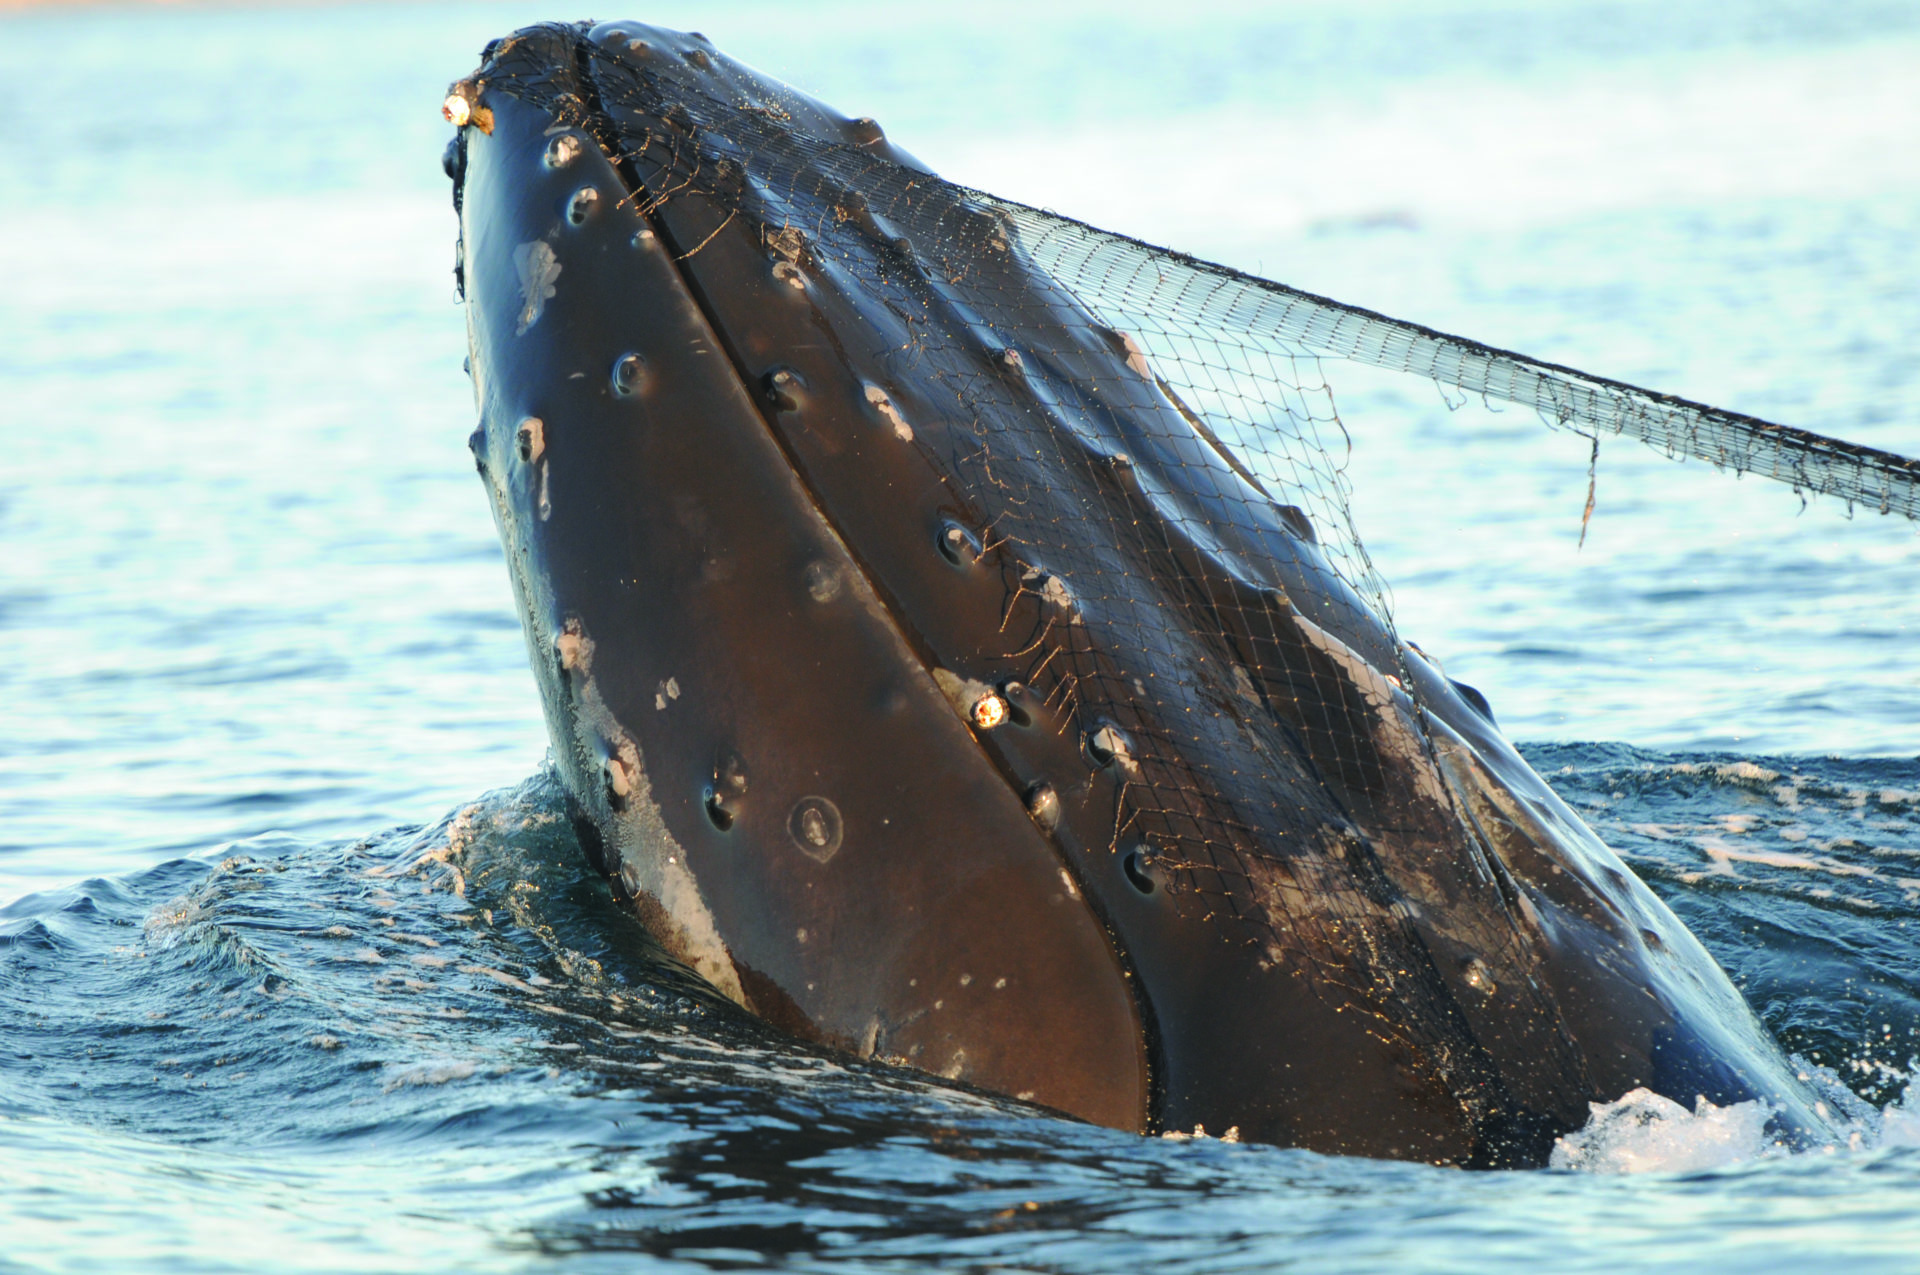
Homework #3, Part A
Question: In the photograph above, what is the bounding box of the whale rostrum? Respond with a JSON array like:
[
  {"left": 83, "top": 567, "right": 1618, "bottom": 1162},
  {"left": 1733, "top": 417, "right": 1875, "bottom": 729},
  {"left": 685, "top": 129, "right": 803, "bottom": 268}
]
[{"left": 446, "top": 21, "right": 1866, "bottom": 1165}]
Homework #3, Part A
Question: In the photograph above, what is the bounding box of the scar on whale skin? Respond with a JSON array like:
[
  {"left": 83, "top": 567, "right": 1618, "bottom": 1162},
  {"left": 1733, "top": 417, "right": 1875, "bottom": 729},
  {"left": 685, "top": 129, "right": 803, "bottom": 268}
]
[
  {"left": 557, "top": 617, "right": 745, "bottom": 1008},
  {"left": 513, "top": 240, "right": 560, "bottom": 335}
]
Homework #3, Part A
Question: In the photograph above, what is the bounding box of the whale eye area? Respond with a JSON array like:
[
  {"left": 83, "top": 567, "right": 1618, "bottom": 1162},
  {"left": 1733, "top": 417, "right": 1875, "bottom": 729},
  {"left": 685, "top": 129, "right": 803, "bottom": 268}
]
[
  {"left": 1123, "top": 849, "right": 1158, "bottom": 895},
  {"left": 566, "top": 186, "right": 599, "bottom": 225}
]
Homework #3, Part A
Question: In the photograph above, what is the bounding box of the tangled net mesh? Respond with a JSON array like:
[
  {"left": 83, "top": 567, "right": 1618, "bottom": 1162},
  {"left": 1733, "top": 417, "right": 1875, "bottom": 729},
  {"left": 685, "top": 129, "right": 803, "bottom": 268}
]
[
  {"left": 470, "top": 26, "right": 1920, "bottom": 1071},
  {"left": 483, "top": 24, "right": 1917, "bottom": 629}
]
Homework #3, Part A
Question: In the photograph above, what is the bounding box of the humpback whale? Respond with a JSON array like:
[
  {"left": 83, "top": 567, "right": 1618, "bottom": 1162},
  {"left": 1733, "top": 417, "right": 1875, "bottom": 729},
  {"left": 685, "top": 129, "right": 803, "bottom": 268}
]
[{"left": 443, "top": 21, "right": 1915, "bottom": 1165}]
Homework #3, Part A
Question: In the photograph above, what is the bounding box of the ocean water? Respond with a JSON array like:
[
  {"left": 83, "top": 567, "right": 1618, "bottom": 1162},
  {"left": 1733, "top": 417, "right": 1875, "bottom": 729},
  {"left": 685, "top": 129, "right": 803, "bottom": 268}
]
[{"left": 2, "top": 1, "right": 1917, "bottom": 1270}]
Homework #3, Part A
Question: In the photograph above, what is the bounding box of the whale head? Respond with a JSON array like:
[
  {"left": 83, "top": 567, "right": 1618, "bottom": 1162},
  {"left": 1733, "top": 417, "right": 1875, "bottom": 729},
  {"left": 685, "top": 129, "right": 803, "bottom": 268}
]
[{"left": 445, "top": 21, "right": 1830, "bottom": 1165}]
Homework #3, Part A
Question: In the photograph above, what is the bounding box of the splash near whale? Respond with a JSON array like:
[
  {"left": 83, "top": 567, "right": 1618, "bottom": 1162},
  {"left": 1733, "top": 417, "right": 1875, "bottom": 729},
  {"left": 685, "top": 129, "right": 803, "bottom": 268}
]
[{"left": 442, "top": 21, "right": 1920, "bottom": 1165}]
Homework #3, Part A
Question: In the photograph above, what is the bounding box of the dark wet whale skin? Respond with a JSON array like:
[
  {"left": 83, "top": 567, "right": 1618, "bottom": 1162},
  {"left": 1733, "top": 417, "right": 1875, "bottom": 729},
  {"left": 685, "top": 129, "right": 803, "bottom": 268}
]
[{"left": 447, "top": 21, "right": 1829, "bottom": 1165}]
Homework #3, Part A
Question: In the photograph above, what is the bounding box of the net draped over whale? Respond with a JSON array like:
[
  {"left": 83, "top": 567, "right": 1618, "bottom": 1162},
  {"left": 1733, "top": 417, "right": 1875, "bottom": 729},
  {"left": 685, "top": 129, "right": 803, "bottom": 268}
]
[
  {"left": 480, "top": 32, "right": 1919, "bottom": 600},
  {"left": 472, "top": 30, "right": 1919, "bottom": 972}
]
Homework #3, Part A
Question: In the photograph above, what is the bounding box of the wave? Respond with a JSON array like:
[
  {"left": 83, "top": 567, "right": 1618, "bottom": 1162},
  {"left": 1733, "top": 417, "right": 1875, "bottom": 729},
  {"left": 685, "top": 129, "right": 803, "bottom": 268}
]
[{"left": 3, "top": 746, "right": 1918, "bottom": 1268}]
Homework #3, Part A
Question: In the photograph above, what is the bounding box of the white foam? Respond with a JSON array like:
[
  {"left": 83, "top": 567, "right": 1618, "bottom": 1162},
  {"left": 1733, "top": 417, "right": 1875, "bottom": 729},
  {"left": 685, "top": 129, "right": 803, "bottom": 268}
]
[
  {"left": 1554, "top": 1068, "right": 1920, "bottom": 1173},
  {"left": 381, "top": 1060, "right": 477, "bottom": 1092},
  {"left": 1550, "top": 1088, "right": 1779, "bottom": 1174},
  {"left": 1715, "top": 762, "right": 1781, "bottom": 785},
  {"left": 1881, "top": 1085, "right": 1920, "bottom": 1150}
]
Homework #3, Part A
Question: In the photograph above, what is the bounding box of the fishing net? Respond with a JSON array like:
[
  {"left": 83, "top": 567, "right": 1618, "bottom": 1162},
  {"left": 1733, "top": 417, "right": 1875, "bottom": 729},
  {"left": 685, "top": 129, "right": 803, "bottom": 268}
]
[
  {"left": 476, "top": 24, "right": 1918, "bottom": 613},
  {"left": 464, "top": 25, "right": 1920, "bottom": 1101}
]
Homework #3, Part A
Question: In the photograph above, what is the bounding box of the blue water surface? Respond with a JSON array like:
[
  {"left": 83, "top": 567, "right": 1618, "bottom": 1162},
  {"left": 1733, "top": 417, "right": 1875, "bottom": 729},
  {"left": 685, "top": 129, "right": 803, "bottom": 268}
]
[{"left": 2, "top": 1, "right": 1917, "bottom": 1271}]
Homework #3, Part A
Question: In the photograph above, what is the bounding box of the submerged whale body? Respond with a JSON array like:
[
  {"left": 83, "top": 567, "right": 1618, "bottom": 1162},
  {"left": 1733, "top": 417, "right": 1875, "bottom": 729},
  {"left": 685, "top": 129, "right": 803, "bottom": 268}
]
[{"left": 445, "top": 20, "right": 1837, "bottom": 1165}]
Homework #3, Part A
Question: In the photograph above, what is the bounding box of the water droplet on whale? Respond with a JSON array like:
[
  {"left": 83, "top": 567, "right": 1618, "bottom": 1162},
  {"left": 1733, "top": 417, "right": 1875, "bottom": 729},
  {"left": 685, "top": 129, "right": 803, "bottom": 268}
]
[
  {"left": 1084, "top": 723, "right": 1134, "bottom": 770},
  {"left": 611, "top": 353, "right": 647, "bottom": 397},
  {"left": 603, "top": 756, "right": 633, "bottom": 812},
  {"left": 804, "top": 561, "right": 843, "bottom": 603},
  {"left": 1000, "top": 681, "right": 1035, "bottom": 728},
  {"left": 936, "top": 521, "right": 982, "bottom": 568},
  {"left": 1024, "top": 782, "right": 1060, "bottom": 829},
  {"left": 1123, "top": 847, "right": 1160, "bottom": 895},
  {"left": 703, "top": 786, "right": 733, "bottom": 831},
  {"left": 1463, "top": 957, "right": 1496, "bottom": 995},
  {"left": 763, "top": 366, "right": 807, "bottom": 413},
  {"left": 788, "top": 797, "right": 843, "bottom": 863},
  {"left": 704, "top": 746, "right": 748, "bottom": 835}
]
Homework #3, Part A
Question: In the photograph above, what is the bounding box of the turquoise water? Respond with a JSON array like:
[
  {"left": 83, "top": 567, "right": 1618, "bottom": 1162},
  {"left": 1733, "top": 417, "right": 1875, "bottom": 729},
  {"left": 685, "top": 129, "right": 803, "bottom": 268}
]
[{"left": 2, "top": 1, "right": 1917, "bottom": 1269}]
